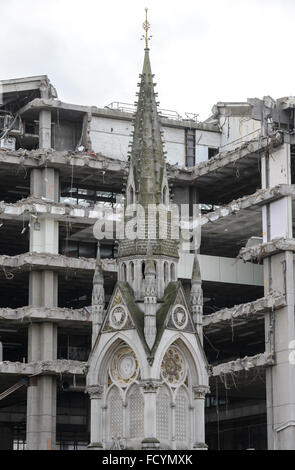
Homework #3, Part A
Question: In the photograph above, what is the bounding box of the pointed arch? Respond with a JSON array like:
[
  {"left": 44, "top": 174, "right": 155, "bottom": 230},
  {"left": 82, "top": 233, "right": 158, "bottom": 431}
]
[
  {"left": 162, "top": 185, "right": 168, "bottom": 205},
  {"left": 142, "top": 261, "right": 146, "bottom": 280},
  {"left": 152, "top": 334, "right": 207, "bottom": 386},
  {"left": 128, "top": 185, "right": 135, "bottom": 205},
  {"left": 164, "top": 261, "right": 169, "bottom": 284},
  {"left": 130, "top": 261, "right": 135, "bottom": 282},
  {"left": 92, "top": 331, "right": 150, "bottom": 384},
  {"left": 170, "top": 262, "right": 176, "bottom": 281},
  {"left": 121, "top": 262, "right": 127, "bottom": 281}
]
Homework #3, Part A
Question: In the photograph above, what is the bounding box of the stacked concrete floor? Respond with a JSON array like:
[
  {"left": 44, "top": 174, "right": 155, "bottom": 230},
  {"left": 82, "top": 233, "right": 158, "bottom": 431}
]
[{"left": 0, "top": 76, "right": 295, "bottom": 449}]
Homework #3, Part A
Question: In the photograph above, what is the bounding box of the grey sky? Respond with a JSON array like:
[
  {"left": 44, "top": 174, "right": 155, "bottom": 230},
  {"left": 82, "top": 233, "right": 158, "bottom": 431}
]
[{"left": 1, "top": 0, "right": 294, "bottom": 120}]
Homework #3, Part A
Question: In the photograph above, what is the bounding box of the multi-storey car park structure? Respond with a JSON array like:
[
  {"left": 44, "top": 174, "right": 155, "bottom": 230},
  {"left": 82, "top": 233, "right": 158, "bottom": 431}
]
[{"left": 0, "top": 64, "right": 295, "bottom": 450}]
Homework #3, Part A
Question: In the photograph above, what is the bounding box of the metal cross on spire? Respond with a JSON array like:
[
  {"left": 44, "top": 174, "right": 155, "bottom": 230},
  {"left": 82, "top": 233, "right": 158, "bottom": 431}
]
[{"left": 142, "top": 8, "right": 152, "bottom": 49}]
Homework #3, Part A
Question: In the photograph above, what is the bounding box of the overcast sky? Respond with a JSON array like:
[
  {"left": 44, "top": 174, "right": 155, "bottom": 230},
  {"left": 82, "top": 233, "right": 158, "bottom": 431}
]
[{"left": 1, "top": 0, "right": 294, "bottom": 120}]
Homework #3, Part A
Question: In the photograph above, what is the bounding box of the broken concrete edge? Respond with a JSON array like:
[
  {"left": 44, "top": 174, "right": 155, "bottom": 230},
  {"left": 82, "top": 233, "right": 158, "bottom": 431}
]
[
  {"left": 203, "top": 292, "right": 286, "bottom": 327},
  {"left": 0, "top": 147, "right": 129, "bottom": 172},
  {"left": 1, "top": 183, "right": 293, "bottom": 230},
  {"left": 211, "top": 352, "right": 275, "bottom": 377},
  {"left": 0, "top": 132, "right": 283, "bottom": 184},
  {"left": 201, "top": 184, "right": 294, "bottom": 227},
  {"left": 0, "top": 252, "right": 117, "bottom": 273},
  {"left": 0, "top": 305, "right": 92, "bottom": 324},
  {"left": 0, "top": 197, "right": 107, "bottom": 224},
  {"left": 187, "top": 132, "right": 283, "bottom": 179},
  {"left": 0, "top": 359, "right": 88, "bottom": 376},
  {"left": 239, "top": 238, "right": 295, "bottom": 262},
  {"left": 17, "top": 97, "right": 219, "bottom": 132}
]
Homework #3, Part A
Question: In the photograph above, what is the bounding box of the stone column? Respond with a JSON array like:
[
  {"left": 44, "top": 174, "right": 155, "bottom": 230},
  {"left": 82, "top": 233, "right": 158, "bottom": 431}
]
[
  {"left": 192, "top": 385, "right": 209, "bottom": 449},
  {"left": 261, "top": 143, "right": 295, "bottom": 449},
  {"left": 87, "top": 385, "right": 104, "bottom": 450},
  {"left": 140, "top": 380, "right": 161, "bottom": 450}
]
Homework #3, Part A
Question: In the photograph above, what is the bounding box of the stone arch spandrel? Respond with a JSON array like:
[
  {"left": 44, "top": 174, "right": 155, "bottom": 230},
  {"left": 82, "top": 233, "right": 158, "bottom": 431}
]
[
  {"left": 87, "top": 332, "right": 149, "bottom": 385},
  {"left": 151, "top": 332, "right": 208, "bottom": 386}
]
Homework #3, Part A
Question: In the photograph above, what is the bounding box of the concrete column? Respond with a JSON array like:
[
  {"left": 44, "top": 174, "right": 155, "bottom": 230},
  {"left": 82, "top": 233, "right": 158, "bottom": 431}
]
[
  {"left": 192, "top": 386, "right": 209, "bottom": 449},
  {"left": 39, "top": 110, "right": 51, "bottom": 149},
  {"left": 26, "top": 322, "right": 57, "bottom": 450},
  {"left": 87, "top": 386, "right": 104, "bottom": 449},
  {"left": 261, "top": 143, "right": 295, "bottom": 449},
  {"left": 26, "top": 164, "right": 59, "bottom": 450},
  {"left": 31, "top": 167, "right": 59, "bottom": 202},
  {"left": 30, "top": 167, "right": 59, "bottom": 254},
  {"left": 141, "top": 381, "right": 160, "bottom": 450}
]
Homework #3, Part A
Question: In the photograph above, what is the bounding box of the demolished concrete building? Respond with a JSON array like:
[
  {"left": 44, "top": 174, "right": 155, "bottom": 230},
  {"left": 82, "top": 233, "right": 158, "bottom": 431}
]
[{"left": 0, "top": 71, "right": 295, "bottom": 449}]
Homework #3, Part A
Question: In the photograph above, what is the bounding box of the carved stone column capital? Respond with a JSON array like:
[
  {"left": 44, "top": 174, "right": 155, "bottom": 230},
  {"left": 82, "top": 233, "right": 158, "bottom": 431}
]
[
  {"left": 86, "top": 385, "right": 104, "bottom": 399},
  {"left": 139, "top": 379, "right": 162, "bottom": 393},
  {"left": 192, "top": 385, "right": 210, "bottom": 400}
]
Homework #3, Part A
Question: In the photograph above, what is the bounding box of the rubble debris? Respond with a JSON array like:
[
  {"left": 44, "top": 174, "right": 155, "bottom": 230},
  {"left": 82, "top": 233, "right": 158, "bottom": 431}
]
[
  {"left": 0, "top": 306, "right": 91, "bottom": 324},
  {"left": 212, "top": 352, "right": 275, "bottom": 377},
  {"left": 239, "top": 238, "right": 295, "bottom": 262},
  {"left": 201, "top": 184, "right": 295, "bottom": 227},
  {"left": 0, "top": 197, "right": 108, "bottom": 224},
  {"left": 203, "top": 293, "right": 286, "bottom": 327},
  {"left": 189, "top": 132, "right": 283, "bottom": 178},
  {"left": 0, "top": 360, "right": 87, "bottom": 376},
  {"left": 0, "top": 252, "right": 117, "bottom": 273}
]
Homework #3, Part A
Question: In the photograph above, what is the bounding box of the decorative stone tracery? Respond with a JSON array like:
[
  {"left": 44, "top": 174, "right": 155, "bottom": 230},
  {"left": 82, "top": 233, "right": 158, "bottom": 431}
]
[
  {"left": 109, "top": 346, "right": 139, "bottom": 387},
  {"left": 161, "top": 345, "right": 187, "bottom": 386}
]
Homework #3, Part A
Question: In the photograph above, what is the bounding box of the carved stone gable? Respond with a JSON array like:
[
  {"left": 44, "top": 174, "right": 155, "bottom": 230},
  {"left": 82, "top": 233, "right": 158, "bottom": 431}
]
[
  {"left": 166, "top": 288, "right": 194, "bottom": 333},
  {"left": 102, "top": 288, "right": 134, "bottom": 332}
]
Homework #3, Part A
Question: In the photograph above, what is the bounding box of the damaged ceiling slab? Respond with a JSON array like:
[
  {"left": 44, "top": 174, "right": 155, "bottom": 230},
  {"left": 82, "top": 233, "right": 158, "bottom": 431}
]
[
  {"left": 212, "top": 352, "right": 275, "bottom": 377},
  {"left": 0, "top": 360, "right": 87, "bottom": 377}
]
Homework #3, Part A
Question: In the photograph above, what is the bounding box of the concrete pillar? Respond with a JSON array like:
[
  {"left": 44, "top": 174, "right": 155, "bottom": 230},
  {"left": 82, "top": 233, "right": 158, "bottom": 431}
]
[
  {"left": 31, "top": 167, "right": 59, "bottom": 202},
  {"left": 39, "top": 110, "right": 51, "bottom": 150},
  {"left": 26, "top": 322, "right": 57, "bottom": 450},
  {"left": 141, "top": 381, "right": 160, "bottom": 450},
  {"left": 261, "top": 143, "right": 295, "bottom": 449},
  {"left": 26, "top": 164, "right": 59, "bottom": 450},
  {"left": 30, "top": 168, "right": 59, "bottom": 254}
]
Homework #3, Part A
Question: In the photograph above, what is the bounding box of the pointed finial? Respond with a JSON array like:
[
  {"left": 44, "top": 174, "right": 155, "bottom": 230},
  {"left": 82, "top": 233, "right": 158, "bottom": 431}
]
[{"left": 142, "top": 7, "right": 152, "bottom": 49}]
